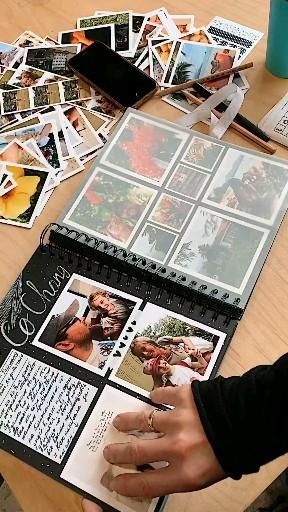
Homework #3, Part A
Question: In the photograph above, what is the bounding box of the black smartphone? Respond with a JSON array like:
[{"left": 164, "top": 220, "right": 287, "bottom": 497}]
[{"left": 68, "top": 41, "right": 158, "bottom": 110}]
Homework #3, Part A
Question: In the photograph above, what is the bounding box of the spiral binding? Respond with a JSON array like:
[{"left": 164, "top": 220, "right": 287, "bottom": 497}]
[{"left": 40, "top": 223, "right": 242, "bottom": 322}]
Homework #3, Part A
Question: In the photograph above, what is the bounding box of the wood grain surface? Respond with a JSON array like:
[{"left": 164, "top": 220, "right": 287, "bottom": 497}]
[{"left": 0, "top": 0, "right": 288, "bottom": 511}]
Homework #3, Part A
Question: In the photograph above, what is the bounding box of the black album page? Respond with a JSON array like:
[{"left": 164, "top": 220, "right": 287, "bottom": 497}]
[
  {"left": 0, "top": 246, "right": 236, "bottom": 512},
  {"left": 57, "top": 108, "right": 288, "bottom": 313}
]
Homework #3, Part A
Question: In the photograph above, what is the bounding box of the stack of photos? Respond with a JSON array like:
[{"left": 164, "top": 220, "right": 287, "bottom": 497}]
[{"left": 62, "top": 109, "right": 288, "bottom": 306}]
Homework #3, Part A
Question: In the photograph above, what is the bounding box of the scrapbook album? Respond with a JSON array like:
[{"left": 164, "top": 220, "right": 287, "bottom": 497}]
[{"left": 0, "top": 108, "right": 287, "bottom": 511}]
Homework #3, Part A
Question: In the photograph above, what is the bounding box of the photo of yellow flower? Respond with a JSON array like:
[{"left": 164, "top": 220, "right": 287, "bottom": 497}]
[{"left": 0, "top": 164, "right": 49, "bottom": 227}]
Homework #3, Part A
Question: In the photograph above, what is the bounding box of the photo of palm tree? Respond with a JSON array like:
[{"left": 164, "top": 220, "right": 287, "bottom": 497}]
[
  {"left": 170, "top": 41, "right": 238, "bottom": 90},
  {"left": 170, "top": 207, "right": 268, "bottom": 292}
]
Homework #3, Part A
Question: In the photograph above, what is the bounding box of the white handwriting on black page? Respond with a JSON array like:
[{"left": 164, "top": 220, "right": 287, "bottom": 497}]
[
  {"left": 0, "top": 351, "right": 96, "bottom": 462},
  {"left": 0, "top": 266, "right": 70, "bottom": 347}
]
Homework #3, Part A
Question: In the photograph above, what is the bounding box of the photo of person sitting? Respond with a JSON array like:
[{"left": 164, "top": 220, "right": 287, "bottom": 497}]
[
  {"left": 142, "top": 350, "right": 206, "bottom": 389},
  {"left": 131, "top": 335, "right": 214, "bottom": 365}
]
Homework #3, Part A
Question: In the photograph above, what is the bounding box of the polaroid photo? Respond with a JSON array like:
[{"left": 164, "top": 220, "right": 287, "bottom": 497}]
[
  {"left": 76, "top": 105, "right": 110, "bottom": 133},
  {"left": 75, "top": 94, "right": 122, "bottom": 120},
  {"left": 0, "top": 69, "right": 20, "bottom": 91},
  {"left": 7, "top": 65, "right": 45, "bottom": 88},
  {"left": 12, "top": 31, "right": 46, "bottom": 47},
  {"left": 0, "top": 42, "right": 22, "bottom": 68},
  {"left": 23, "top": 138, "right": 52, "bottom": 168},
  {"left": 58, "top": 24, "right": 116, "bottom": 52},
  {"left": 160, "top": 15, "right": 195, "bottom": 37},
  {"left": 0, "top": 138, "right": 50, "bottom": 169},
  {"left": 160, "top": 40, "right": 182, "bottom": 85},
  {"left": 43, "top": 35, "right": 60, "bottom": 46},
  {"left": 129, "top": 22, "right": 161, "bottom": 65},
  {"left": 202, "top": 148, "right": 288, "bottom": 226},
  {"left": 0, "top": 120, "right": 64, "bottom": 171},
  {"left": 0, "top": 87, "right": 32, "bottom": 115},
  {"left": 149, "top": 193, "right": 194, "bottom": 232},
  {"left": 182, "top": 136, "right": 225, "bottom": 171},
  {"left": 60, "top": 156, "right": 85, "bottom": 181},
  {"left": 168, "top": 41, "right": 239, "bottom": 89},
  {"left": 40, "top": 106, "right": 74, "bottom": 160},
  {"left": 30, "top": 82, "right": 62, "bottom": 109},
  {"left": 149, "top": 48, "right": 165, "bottom": 83},
  {"left": 206, "top": 16, "right": 263, "bottom": 63},
  {"left": 22, "top": 44, "right": 81, "bottom": 78},
  {"left": 0, "top": 113, "right": 17, "bottom": 131},
  {"left": 0, "top": 166, "right": 17, "bottom": 196},
  {"left": 169, "top": 206, "right": 269, "bottom": 294},
  {"left": 62, "top": 105, "right": 103, "bottom": 159},
  {"left": 33, "top": 273, "right": 142, "bottom": 375},
  {"left": 61, "top": 385, "right": 162, "bottom": 512},
  {"left": 0, "top": 161, "right": 50, "bottom": 228},
  {"left": 100, "top": 111, "right": 189, "bottom": 185},
  {"left": 179, "top": 27, "right": 215, "bottom": 45},
  {"left": 131, "top": 223, "right": 178, "bottom": 264},
  {"left": 110, "top": 302, "right": 227, "bottom": 397},
  {"left": 63, "top": 167, "right": 156, "bottom": 247},
  {"left": 146, "top": 7, "right": 180, "bottom": 39},
  {"left": 166, "top": 163, "right": 210, "bottom": 200},
  {"left": 152, "top": 39, "right": 174, "bottom": 68},
  {"left": 77, "top": 11, "right": 132, "bottom": 53},
  {"left": 61, "top": 78, "right": 92, "bottom": 103},
  {"left": 130, "top": 14, "right": 146, "bottom": 54}
]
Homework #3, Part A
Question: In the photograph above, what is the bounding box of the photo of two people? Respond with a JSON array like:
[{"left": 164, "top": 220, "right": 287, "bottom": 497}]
[
  {"left": 112, "top": 303, "right": 225, "bottom": 394},
  {"left": 34, "top": 274, "right": 141, "bottom": 372}
]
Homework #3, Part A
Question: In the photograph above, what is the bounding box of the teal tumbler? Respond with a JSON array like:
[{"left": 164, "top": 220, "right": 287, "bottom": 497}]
[{"left": 266, "top": 0, "right": 288, "bottom": 78}]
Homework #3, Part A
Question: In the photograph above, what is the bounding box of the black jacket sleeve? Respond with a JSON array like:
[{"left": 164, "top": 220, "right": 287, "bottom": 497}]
[{"left": 192, "top": 352, "right": 288, "bottom": 478}]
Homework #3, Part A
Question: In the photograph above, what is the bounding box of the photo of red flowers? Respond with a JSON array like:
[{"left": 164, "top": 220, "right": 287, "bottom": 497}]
[
  {"left": 150, "top": 193, "right": 193, "bottom": 231},
  {"left": 101, "top": 113, "right": 188, "bottom": 184},
  {"left": 64, "top": 168, "right": 155, "bottom": 247}
]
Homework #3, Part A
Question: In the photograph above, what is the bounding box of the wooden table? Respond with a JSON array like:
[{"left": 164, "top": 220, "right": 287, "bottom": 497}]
[{"left": 0, "top": 0, "right": 288, "bottom": 510}]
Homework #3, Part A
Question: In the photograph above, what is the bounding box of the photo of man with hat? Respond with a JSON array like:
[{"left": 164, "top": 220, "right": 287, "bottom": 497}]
[{"left": 39, "top": 299, "right": 100, "bottom": 367}]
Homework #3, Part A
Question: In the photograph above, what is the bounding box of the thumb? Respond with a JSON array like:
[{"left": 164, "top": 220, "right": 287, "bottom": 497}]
[{"left": 82, "top": 498, "right": 103, "bottom": 512}]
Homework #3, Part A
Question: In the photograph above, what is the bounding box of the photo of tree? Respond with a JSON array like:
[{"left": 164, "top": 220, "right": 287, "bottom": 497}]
[
  {"left": 183, "top": 136, "right": 224, "bottom": 170},
  {"left": 170, "top": 207, "right": 267, "bottom": 291},
  {"left": 170, "top": 42, "right": 238, "bottom": 90},
  {"left": 101, "top": 113, "right": 188, "bottom": 183},
  {"left": 65, "top": 168, "right": 155, "bottom": 246}
]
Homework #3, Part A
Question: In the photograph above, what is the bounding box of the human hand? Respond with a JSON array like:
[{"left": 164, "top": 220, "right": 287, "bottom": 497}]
[
  {"left": 103, "top": 385, "right": 226, "bottom": 498},
  {"left": 188, "top": 348, "right": 202, "bottom": 359},
  {"left": 82, "top": 498, "right": 102, "bottom": 512}
]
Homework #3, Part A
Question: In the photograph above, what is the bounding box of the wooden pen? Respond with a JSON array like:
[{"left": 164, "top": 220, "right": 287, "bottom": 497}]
[{"left": 157, "top": 62, "right": 254, "bottom": 98}]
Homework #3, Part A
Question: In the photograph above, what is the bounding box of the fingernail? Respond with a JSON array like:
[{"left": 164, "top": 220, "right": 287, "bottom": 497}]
[
  {"left": 112, "top": 415, "right": 120, "bottom": 429},
  {"left": 103, "top": 446, "right": 111, "bottom": 461}
]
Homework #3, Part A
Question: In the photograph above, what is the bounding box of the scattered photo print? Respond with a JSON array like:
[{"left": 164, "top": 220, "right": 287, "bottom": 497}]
[
  {"left": 0, "top": 113, "right": 17, "bottom": 129},
  {"left": 64, "top": 168, "right": 156, "bottom": 247},
  {"left": 77, "top": 95, "right": 122, "bottom": 118},
  {"left": 62, "top": 79, "right": 91, "bottom": 102},
  {"left": 33, "top": 274, "right": 141, "bottom": 374},
  {"left": 61, "top": 386, "right": 161, "bottom": 512},
  {"left": 131, "top": 223, "right": 177, "bottom": 264},
  {"left": 154, "top": 40, "right": 174, "bottom": 67},
  {"left": 0, "top": 69, "right": 18, "bottom": 91},
  {"left": 170, "top": 42, "right": 238, "bottom": 90},
  {"left": 131, "top": 14, "right": 146, "bottom": 51},
  {"left": 62, "top": 105, "right": 102, "bottom": 158},
  {"left": 0, "top": 42, "right": 20, "bottom": 68},
  {"left": 0, "top": 164, "right": 49, "bottom": 227},
  {"left": 160, "top": 15, "right": 194, "bottom": 36},
  {"left": 32, "top": 82, "right": 61, "bottom": 108},
  {"left": 0, "top": 140, "right": 47, "bottom": 168},
  {"left": 182, "top": 136, "right": 225, "bottom": 171},
  {"left": 244, "top": 467, "right": 288, "bottom": 511},
  {"left": 149, "top": 193, "right": 193, "bottom": 231},
  {"left": 111, "top": 303, "right": 226, "bottom": 396},
  {"left": 203, "top": 149, "right": 288, "bottom": 225},
  {"left": 1, "top": 88, "right": 30, "bottom": 114},
  {"left": 167, "top": 163, "right": 210, "bottom": 200},
  {"left": 170, "top": 207, "right": 268, "bottom": 293},
  {"left": 12, "top": 30, "right": 46, "bottom": 47},
  {"left": 101, "top": 112, "right": 188, "bottom": 184},
  {"left": 180, "top": 28, "right": 213, "bottom": 44},
  {"left": 59, "top": 25, "right": 115, "bottom": 52},
  {"left": 78, "top": 12, "right": 131, "bottom": 53},
  {"left": 161, "top": 41, "right": 181, "bottom": 84},
  {"left": 24, "top": 45, "right": 79, "bottom": 78},
  {"left": 0, "top": 122, "right": 62, "bottom": 170},
  {"left": 9, "top": 65, "right": 44, "bottom": 88}
]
